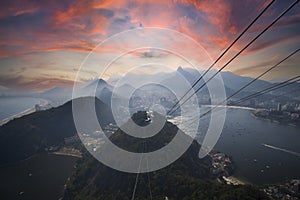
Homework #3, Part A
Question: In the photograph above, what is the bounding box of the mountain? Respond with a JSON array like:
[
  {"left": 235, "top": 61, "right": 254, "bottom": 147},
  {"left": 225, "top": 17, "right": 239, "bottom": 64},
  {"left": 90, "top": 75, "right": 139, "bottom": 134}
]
[
  {"left": 63, "top": 111, "right": 269, "bottom": 200},
  {"left": 83, "top": 79, "right": 113, "bottom": 93},
  {"left": 220, "top": 71, "right": 270, "bottom": 92},
  {"left": 106, "top": 67, "right": 273, "bottom": 99},
  {"left": 176, "top": 67, "right": 239, "bottom": 99},
  {"left": 38, "top": 87, "right": 67, "bottom": 96},
  {"left": 34, "top": 87, "right": 72, "bottom": 106},
  {"left": 98, "top": 86, "right": 113, "bottom": 105},
  {"left": 32, "top": 79, "right": 115, "bottom": 107},
  {"left": 113, "top": 83, "right": 136, "bottom": 97},
  {"left": 176, "top": 66, "right": 198, "bottom": 84},
  {"left": 0, "top": 97, "right": 114, "bottom": 164},
  {"left": 176, "top": 67, "right": 271, "bottom": 94},
  {"left": 78, "top": 79, "right": 113, "bottom": 105},
  {"left": 46, "top": 67, "right": 295, "bottom": 109}
]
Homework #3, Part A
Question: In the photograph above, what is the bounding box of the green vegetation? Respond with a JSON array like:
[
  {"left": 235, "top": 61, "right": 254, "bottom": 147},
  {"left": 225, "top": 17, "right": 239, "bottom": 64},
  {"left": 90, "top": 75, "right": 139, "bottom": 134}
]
[
  {"left": 0, "top": 97, "right": 113, "bottom": 164},
  {"left": 0, "top": 101, "right": 271, "bottom": 199},
  {"left": 65, "top": 153, "right": 269, "bottom": 199},
  {"left": 64, "top": 111, "right": 269, "bottom": 200}
]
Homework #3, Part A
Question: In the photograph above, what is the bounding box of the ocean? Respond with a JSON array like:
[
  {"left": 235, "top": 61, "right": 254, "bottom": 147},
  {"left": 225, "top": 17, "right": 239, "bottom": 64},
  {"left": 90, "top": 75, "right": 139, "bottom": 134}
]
[
  {"left": 0, "top": 97, "right": 43, "bottom": 122},
  {"left": 172, "top": 107, "right": 300, "bottom": 185}
]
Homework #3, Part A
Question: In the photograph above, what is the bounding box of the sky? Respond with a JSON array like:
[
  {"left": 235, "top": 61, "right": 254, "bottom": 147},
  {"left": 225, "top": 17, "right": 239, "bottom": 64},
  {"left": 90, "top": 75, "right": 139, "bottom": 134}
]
[{"left": 0, "top": 0, "right": 299, "bottom": 92}]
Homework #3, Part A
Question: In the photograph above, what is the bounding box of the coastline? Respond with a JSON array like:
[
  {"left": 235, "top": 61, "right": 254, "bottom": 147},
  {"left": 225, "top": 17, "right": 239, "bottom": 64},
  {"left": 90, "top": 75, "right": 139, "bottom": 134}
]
[
  {"left": 51, "top": 151, "right": 82, "bottom": 158},
  {"left": 251, "top": 111, "right": 299, "bottom": 128},
  {"left": 0, "top": 107, "right": 36, "bottom": 126},
  {"left": 0, "top": 98, "right": 50, "bottom": 126},
  {"left": 201, "top": 104, "right": 256, "bottom": 111},
  {"left": 222, "top": 176, "right": 248, "bottom": 185},
  {"left": 51, "top": 147, "right": 82, "bottom": 158}
]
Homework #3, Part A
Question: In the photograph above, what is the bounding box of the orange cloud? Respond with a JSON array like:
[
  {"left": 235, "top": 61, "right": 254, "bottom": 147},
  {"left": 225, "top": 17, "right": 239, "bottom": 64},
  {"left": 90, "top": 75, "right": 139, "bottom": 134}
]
[
  {"left": 0, "top": 74, "right": 76, "bottom": 91},
  {"left": 179, "top": 0, "right": 234, "bottom": 31},
  {"left": 0, "top": 0, "right": 242, "bottom": 59},
  {"left": 1, "top": 0, "right": 299, "bottom": 91},
  {"left": 0, "top": 0, "right": 39, "bottom": 18}
]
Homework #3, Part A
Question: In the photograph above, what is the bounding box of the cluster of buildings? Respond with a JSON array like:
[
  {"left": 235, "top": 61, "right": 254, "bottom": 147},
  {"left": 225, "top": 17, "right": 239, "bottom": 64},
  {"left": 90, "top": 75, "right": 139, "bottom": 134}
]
[
  {"left": 103, "top": 123, "right": 119, "bottom": 135},
  {"left": 52, "top": 147, "right": 82, "bottom": 158},
  {"left": 228, "top": 95, "right": 300, "bottom": 111},
  {"left": 77, "top": 124, "right": 119, "bottom": 153},
  {"left": 272, "top": 102, "right": 300, "bottom": 114},
  {"left": 254, "top": 102, "right": 300, "bottom": 125},
  {"left": 44, "top": 135, "right": 81, "bottom": 153},
  {"left": 210, "top": 152, "right": 234, "bottom": 178},
  {"left": 129, "top": 93, "right": 176, "bottom": 115},
  {"left": 44, "top": 145, "right": 60, "bottom": 152},
  {"left": 263, "top": 101, "right": 299, "bottom": 113},
  {"left": 263, "top": 179, "right": 300, "bottom": 200},
  {"left": 34, "top": 103, "right": 52, "bottom": 111},
  {"left": 45, "top": 123, "right": 119, "bottom": 155}
]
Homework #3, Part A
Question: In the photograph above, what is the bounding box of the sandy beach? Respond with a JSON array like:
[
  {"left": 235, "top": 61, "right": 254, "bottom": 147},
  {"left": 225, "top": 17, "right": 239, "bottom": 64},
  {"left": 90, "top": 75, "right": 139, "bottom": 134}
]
[{"left": 0, "top": 98, "right": 50, "bottom": 126}]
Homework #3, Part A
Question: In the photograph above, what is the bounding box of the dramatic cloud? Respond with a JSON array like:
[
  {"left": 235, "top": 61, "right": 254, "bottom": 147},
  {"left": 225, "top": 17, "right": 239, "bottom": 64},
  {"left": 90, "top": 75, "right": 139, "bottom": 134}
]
[{"left": 0, "top": 0, "right": 299, "bottom": 91}]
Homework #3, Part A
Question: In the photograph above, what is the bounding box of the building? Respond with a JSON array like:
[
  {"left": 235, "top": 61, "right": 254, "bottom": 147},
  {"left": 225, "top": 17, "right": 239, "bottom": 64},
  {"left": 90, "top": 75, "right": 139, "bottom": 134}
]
[{"left": 277, "top": 103, "right": 282, "bottom": 112}]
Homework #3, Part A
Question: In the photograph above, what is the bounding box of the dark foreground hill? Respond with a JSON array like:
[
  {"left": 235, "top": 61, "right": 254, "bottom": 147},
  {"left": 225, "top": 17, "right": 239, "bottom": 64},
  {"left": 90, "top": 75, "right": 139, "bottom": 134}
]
[
  {"left": 63, "top": 111, "right": 269, "bottom": 200},
  {"left": 0, "top": 97, "right": 114, "bottom": 164}
]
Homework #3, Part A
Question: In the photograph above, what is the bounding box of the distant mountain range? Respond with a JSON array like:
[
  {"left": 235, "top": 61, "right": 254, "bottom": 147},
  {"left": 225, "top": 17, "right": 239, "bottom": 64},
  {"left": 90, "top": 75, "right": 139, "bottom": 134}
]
[
  {"left": 0, "top": 94, "right": 274, "bottom": 199},
  {"left": 35, "top": 67, "right": 300, "bottom": 105},
  {"left": 5, "top": 67, "right": 297, "bottom": 109},
  {"left": 0, "top": 68, "right": 298, "bottom": 199}
]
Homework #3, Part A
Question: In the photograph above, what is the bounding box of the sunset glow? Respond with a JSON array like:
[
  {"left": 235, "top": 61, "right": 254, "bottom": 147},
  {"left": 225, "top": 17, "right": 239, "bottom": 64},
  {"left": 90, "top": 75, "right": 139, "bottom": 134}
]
[{"left": 0, "top": 0, "right": 299, "bottom": 91}]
